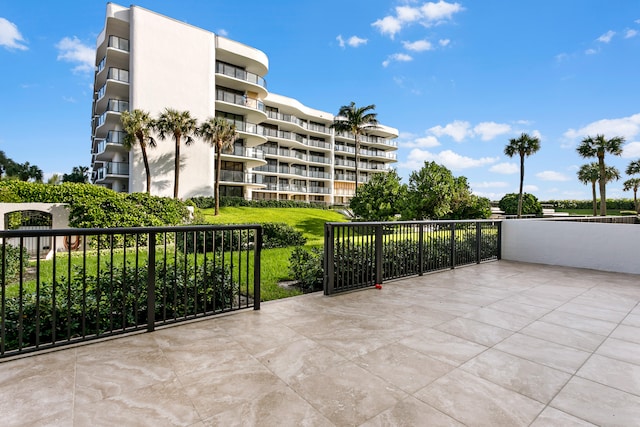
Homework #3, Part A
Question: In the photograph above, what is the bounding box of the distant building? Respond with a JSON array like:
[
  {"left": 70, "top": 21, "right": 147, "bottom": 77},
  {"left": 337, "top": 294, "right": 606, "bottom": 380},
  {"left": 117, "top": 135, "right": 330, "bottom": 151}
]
[{"left": 91, "top": 3, "right": 398, "bottom": 203}]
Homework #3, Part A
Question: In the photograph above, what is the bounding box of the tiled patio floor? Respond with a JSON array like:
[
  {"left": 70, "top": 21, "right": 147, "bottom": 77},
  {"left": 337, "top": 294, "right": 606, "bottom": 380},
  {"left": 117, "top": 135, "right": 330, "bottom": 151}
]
[{"left": 2, "top": 260, "right": 640, "bottom": 426}]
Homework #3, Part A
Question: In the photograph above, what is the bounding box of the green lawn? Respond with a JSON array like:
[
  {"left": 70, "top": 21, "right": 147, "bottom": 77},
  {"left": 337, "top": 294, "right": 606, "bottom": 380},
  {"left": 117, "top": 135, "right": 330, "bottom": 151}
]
[
  {"left": 554, "top": 209, "right": 624, "bottom": 216},
  {"left": 199, "top": 206, "right": 348, "bottom": 299}
]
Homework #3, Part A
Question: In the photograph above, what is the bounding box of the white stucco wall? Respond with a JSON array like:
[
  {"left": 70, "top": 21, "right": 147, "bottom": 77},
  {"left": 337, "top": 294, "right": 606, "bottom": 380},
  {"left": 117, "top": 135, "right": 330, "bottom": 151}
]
[
  {"left": 129, "top": 6, "right": 216, "bottom": 198},
  {"left": 501, "top": 219, "right": 640, "bottom": 275}
]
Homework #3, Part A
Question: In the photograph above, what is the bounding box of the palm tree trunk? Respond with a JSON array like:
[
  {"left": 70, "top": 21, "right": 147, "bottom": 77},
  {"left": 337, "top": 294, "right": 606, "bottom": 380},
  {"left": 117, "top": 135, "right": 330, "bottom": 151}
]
[
  {"left": 140, "top": 143, "right": 151, "bottom": 194},
  {"left": 598, "top": 156, "right": 606, "bottom": 216},
  {"left": 354, "top": 134, "right": 359, "bottom": 196},
  {"left": 174, "top": 137, "right": 181, "bottom": 199},
  {"left": 591, "top": 182, "right": 597, "bottom": 216},
  {"left": 634, "top": 189, "right": 638, "bottom": 213},
  {"left": 215, "top": 143, "right": 222, "bottom": 216},
  {"left": 517, "top": 154, "right": 524, "bottom": 218}
]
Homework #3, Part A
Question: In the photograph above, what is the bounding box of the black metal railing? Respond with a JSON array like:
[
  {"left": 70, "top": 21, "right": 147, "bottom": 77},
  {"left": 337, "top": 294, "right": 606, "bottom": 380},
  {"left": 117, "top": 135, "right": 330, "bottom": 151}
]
[
  {"left": 323, "top": 220, "right": 500, "bottom": 295},
  {"left": 0, "top": 224, "right": 261, "bottom": 358}
]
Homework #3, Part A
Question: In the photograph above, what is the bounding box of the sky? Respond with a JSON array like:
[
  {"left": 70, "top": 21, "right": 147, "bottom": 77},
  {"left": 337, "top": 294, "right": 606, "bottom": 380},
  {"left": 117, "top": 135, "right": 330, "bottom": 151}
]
[{"left": 0, "top": 0, "right": 639, "bottom": 201}]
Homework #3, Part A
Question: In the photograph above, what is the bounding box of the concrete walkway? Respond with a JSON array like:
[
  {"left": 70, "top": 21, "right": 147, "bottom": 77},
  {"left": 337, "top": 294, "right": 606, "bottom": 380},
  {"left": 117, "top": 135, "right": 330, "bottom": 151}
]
[{"left": 1, "top": 260, "right": 639, "bottom": 426}]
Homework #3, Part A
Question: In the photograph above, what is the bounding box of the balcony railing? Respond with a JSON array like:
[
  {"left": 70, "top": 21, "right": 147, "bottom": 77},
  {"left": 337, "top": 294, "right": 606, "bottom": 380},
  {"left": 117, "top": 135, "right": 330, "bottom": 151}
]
[
  {"left": 215, "top": 89, "right": 264, "bottom": 112},
  {"left": 96, "top": 56, "right": 106, "bottom": 73},
  {"left": 324, "top": 220, "right": 501, "bottom": 295},
  {"left": 309, "top": 186, "right": 330, "bottom": 194},
  {"left": 0, "top": 225, "right": 262, "bottom": 358},
  {"left": 97, "top": 162, "right": 129, "bottom": 180},
  {"left": 335, "top": 131, "right": 397, "bottom": 147},
  {"left": 108, "top": 35, "right": 130, "bottom": 52},
  {"left": 216, "top": 61, "right": 266, "bottom": 89},
  {"left": 308, "top": 171, "right": 330, "bottom": 179},
  {"left": 107, "top": 67, "right": 129, "bottom": 83},
  {"left": 106, "top": 99, "right": 129, "bottom": 113}
]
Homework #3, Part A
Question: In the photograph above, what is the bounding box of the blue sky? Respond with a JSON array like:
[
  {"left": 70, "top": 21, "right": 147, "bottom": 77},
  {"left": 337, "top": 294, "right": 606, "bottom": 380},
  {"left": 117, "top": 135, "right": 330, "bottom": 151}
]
[{"left": 1, "top": 0, "right": 639, "bottom": 201}]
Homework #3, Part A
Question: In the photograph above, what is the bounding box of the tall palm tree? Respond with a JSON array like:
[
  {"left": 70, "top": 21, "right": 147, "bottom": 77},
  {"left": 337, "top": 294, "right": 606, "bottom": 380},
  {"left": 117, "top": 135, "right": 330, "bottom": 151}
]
[
  {"left": 504, "top": 133, "right": 541, "bottom": 218},
  {"left": 198, "top": 117, "right": 238, "bottom": 216},
  {"left": 626, "top": 159, "right": 640, "bottom": 177},
  {"left": 331, "top": 102, "right": 378, "bottom": 193},
  {"left": 121, "top": 109, "right": 156, "bottom": 194},
  {"left": 576, "top": 134, "right": 625, "bottom": 216},
  {"left": 623, "top": 178, "right": 640, "bottom": 213},
  {"left": 577, "top": 163, "right": 600, "bottom": 216},
  {"left": 155, "top": 108, "right": 197, "bottom": 199}
]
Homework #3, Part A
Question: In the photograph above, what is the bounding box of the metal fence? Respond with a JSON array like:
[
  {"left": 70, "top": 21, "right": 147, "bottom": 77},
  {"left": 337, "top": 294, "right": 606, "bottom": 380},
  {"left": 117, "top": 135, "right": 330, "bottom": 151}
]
[
  {"left": 323, "top": 220, "right": 501, "bottom": 295},
  {"left": 0, "top": 224, "right": 261, "bottom": 358}
]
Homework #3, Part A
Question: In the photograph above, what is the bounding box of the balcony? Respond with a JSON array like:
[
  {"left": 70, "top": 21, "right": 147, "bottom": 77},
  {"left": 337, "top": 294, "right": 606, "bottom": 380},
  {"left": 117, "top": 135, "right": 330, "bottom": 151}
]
[
  {"left": 215, "top": 89, "right": 266, "bottom": 123},
  {"left": 219, "top": 146, "right": 266, "bottom": 168},
  {"left": 235, "top": 121, "right": 268, "bottom": 147},
  {"left": 215, "top": 61, "right": 266, "bottom": 92},
  {"left": 95, "top": 161, "right": 129, "bottom": 181},
  {"left": 335, "top": 131, "right": 398, "bottom": 148}
]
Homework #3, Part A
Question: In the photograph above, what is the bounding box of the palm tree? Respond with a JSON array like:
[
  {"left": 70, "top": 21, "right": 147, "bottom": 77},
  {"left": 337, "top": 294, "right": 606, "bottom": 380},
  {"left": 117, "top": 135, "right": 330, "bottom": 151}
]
[
  {"left": 331, "top": 102, "right": 378, "bottom": 192},
  {"left": 623, "top": 178, "right": 640, "bottom": 213},
  {"left": 626, "top": 159, "right": 640, "bottom": 176},
  {"left": 504, "top": 133, "right": 541, "bottom": 218},
  {"left": 121, "top": 109, "right": 156, "bottom": 194},
  {"left": 198, "top": 117, "right": 238, "bottom": 215},
  {"left": 577, "top": 163, "right": 600, "bottom": 216},
  {"left": 576, "top": 134, "right": 625, "bottom": 216},
  {"left": 155, "top": 108, "right": 197, "bottom": 199}
]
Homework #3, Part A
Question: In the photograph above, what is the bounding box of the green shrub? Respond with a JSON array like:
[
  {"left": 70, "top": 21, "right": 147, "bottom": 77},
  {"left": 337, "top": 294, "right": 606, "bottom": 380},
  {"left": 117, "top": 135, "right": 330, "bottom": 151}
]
[
  {"left": 189, "top": 196, "right": 328, "bottom": 210},
  {"left": 499, "top": 193, "right": 542, "bottom": 216},
  {"left": 288, "top": 246, "right": 324, "bottom": 292},
  {"left": 262, "top": 223, "right": 306, "bottom": 249},
  {"left": 0, "top": 244, "right": 27, "bottom": 280}
]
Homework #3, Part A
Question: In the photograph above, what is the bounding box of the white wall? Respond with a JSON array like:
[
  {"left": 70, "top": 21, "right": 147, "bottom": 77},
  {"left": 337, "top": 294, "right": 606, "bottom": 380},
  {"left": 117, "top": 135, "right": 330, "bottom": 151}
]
[{"left": 502, "top": 218, "right": 640, "bottom": 275}]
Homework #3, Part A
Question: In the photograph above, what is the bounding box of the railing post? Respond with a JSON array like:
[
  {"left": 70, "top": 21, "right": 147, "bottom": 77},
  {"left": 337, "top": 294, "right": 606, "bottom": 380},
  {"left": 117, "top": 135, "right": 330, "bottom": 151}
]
[
  {"left": 497, "top": 221, "right": 502, "bottom": 260},
  {"left": 146, "top": 232, "right": 156, "bottom": 332},
  {"left": 254, "top": 226, "right": 262, "bottom": 310},
  {"left": 476, "top": 221, "right": 482, "bottom": 264},
  {"left": 418, "top": 223, "right": 424, "bottom": 276},
  {"left": 324, "top": 223, "right": 335, "bottom": 295},
  {"left": 450, "top": 222, "right": 456, "bottom": 269},
  {"left": 375, "top": 224, "right": 383, "bottom": 285}
]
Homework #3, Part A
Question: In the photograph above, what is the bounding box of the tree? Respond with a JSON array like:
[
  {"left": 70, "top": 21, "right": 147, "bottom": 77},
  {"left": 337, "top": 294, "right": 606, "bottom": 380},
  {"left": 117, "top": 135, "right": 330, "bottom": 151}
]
[
  {"left": 155, "top": 108, "right": 197, "bottom": 199},
  {"left": 498, "top": 193, "right": 542, "bottom": 217},
  {"left": 447, "top": 176, "right": 491, "bottom": 219},
  {"left": 402, "top": 161, "right": 456, "bottom": 220},
  {"left": 122, "top": 109, "right": 157, "bottom": 194},
  {"left": 63, "top": 166, "right": 89, "bottom": 183},
  {"left": 47, "top": 174, "right": 62, "bottom": 185},
  {"left": 349, "top": 170, "right": 405, "bottom": 221},
  {"left": 577, "top": 163, "right": 600, "bottom": 216},
  {"left": 198, "top": 117, "right": 238, "bottom": 215},
  {"left": 576, "top": 134, "right": 625, "bottom": 216},
  {"left": 623, "top": 178, "right": 640, "bottom": 213},
  {"left": 626, "top": 159, "right": 640, "bottom": 176},
  {"left": 331, "top": 102, "right": 378, "bottom": 192},
  {"left": 504, "top": 133, "right": 541, "bottom": 218}
]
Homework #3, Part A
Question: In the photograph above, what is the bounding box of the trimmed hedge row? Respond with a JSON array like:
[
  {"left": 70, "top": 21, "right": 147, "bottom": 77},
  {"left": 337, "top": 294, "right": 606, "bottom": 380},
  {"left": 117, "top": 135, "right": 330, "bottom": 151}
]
[
  {"left": 543, "top": 199, "right": 636, "bottom": 210},
  {"left": 189, "top": 196, "right": 329, "bottom": 210}
]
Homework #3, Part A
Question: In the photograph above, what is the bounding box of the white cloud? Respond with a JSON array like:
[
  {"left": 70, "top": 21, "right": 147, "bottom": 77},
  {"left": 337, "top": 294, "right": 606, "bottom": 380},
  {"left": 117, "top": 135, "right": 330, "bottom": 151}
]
[
  {"left": 336, "top": 35, "right": 345, "bottom": 48},
  {"left": 402, "top": 148, "right": 498, "bottom": 171},
  {"left": 439, "top": 39, "right": 450, "bottom": 47},
  {"left": 623, "top": 141, "right": 640, "bottom": 158},
  {"left": 402, "top": 135, "right": 441, "bottom": 148},
  {"left": 625, "top": 29, "right": 638, "bottom": 39},
  {"left": 0, "top": 17, "right": 28, "bottom": 50},
  {"left": 473, "top": 121, "right": 512, "bottom": 141},
  {"left": 402, "top": 39, "right": 433, "bottom": 51},
  {"left": 382, "top": 53, "right": 413, "bottom": 67},
  {"left": 56, "top": 36, "right": 94, "bottom": 73},
  {"left": 472, "top": 181, "right": 509, "bottom": 189},
  {"left": 585, "top": 48, "right": 598, "bottom": 55},
  {"left": 597, "top": 30, "right": 615, "bottom": 43},
  {"left": 563, "top": 113, "right": 640, "bottom": 141},
  {"left": 489, "top": 162, "right": 518, "bottom": 174},
  {"left": 536, "top": 171, "right": 570, "bottom": 181},
  {"left": 348, "top": 35, "right": 367, "bottom": 47},
  {"left": 429, "top": 120, "right": 471, "bottom": 142},
  {"left": 217, "top": 29, "right": 228, "bottom": 37},
  {"left": 523, "top": 185, "right": 539, "bottom": 192},
  {"left": 372, "top": 1, "right": 463, "bottom": 38},
  {"left": 473, "top": 191, "right": 506, "bottom": 200},
  {"left": 62, "top": 96, "right": 76, "bottom": 103}
]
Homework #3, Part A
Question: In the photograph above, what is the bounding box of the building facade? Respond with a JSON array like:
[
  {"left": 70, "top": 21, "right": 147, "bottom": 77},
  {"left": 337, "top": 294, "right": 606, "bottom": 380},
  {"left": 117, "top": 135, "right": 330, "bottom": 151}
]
[{"left": 91, "top": 3, "right": 398, "bottom": 203}]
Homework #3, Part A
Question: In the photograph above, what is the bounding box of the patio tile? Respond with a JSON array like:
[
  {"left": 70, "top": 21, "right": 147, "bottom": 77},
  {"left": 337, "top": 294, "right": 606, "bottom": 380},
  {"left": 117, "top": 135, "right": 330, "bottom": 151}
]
[
  {"left": 539, "top": 310, "right": 618, "bottom": 336},
  {"left": 0, "top": 351, "right": 76, "bottom": 427},
  {"left": 461, "top": 348, "right": 572, "bottom": 403},
  {"left": 610, "top": 324, "right": 640, "bottom": 345},
  {"left": 551, "top": 377, "right": 640, "bottom": 426},
  {"left": 486, "top": 299, "right": 551, "bottom": 318},
  {"left": 577, "top": 354, "right": 640, "bottom": 396},
  {"left": 596, "top": 337, "right": 640, "bottom": 365},
  {"left": 360, "top": 395, "right": 464, "bottom": 426},
  {"left": 520, "top": 320, "right": 606, "bottom": 352},
  {"left": 73, "top": 377, "right": 200, "bottom": 427},
  {"left": 291, "top": 361, "right": 406, "bottom": 426},
  {"left": 354, "top": 342, "right": 454, "bottom": 394},
  {"left": 434, "top": 317, "right": 513, "bottom": 346},
  {"left": 399, "top": 328, "right": 487, "bottom": 367},
  {"left": 463, "top": 307, "right": 533, "bottom": 331},
  {"left": 255, "top": 337, "right": 348, "bottom": 386},
  {"left": 494, "top": 333, "right": 591, "bottom": 374},
  {"left": 389, "top": 303, "right": 457, "bottom": 327},
  {"left": 530, "top": 407, "right": 596, "bottom": 426},
  {"left": 623, "top": 313, "right": 640, "bottom": 327},
  {"left": 557, "top": 301, "right": 629, "bottom": 323},
  {"left": 571, "top": 291, "right": 638, "bottom": 313},
  {"left": 225, "top": 322, "right": 306, "bottom": 355},
  {"left": 415, "top": 369, "right": 544, "bottom": 426},
  {"left": 201, "top": 382, "right": 333, "bottom": 427}
]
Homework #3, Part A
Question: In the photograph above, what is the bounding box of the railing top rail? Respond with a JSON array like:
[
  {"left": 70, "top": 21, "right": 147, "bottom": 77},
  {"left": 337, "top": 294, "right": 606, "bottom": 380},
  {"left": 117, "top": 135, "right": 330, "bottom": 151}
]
[
  {"left": 324, "top": 219, "right": 502, "bottom": 227},
  {"left": 0, "top": 224, "right": 263, "bottom": 238}
]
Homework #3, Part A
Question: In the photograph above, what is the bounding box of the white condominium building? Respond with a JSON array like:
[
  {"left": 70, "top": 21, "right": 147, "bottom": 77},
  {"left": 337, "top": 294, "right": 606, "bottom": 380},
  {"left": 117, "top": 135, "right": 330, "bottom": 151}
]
[{"left": 91, "top": 3, "right": 398, "bottom": 204}]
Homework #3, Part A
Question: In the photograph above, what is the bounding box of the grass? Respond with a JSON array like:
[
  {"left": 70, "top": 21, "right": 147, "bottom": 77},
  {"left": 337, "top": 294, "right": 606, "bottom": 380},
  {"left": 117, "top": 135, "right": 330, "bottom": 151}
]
[{"left": 554, "top": 209, "right": 624, "bottom": 216}]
